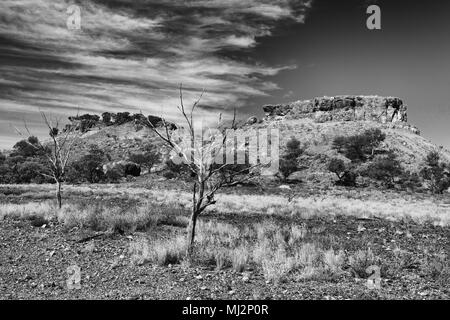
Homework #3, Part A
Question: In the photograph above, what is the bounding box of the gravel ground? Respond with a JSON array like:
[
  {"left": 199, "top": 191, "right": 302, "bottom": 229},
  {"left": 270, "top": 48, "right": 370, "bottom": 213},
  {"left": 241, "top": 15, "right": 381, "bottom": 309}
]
[{"left": 0, "top": 214, "right": 448, "bottom": 300}]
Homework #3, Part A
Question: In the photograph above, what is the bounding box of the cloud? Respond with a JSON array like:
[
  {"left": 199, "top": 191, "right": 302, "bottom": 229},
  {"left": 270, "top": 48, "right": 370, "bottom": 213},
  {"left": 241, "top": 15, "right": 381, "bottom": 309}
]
[{"left": 0, "top": 0, "right": 312, "bottom": 147}]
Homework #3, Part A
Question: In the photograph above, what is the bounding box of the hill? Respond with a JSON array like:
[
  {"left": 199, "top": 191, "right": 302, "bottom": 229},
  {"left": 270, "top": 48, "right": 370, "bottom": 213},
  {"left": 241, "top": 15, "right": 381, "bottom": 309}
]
[
  {"left": 244, "top": 95, "right": 450, "bottom": 181},
  {"left": 62, "top": 95, "right": 450, "bottom": 184}
]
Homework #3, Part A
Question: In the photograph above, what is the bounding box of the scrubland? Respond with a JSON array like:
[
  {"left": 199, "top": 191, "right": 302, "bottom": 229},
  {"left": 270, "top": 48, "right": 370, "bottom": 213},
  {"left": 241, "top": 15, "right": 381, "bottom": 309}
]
[{"left": 0, "top": 183, "right": 449, "bottom": 299}]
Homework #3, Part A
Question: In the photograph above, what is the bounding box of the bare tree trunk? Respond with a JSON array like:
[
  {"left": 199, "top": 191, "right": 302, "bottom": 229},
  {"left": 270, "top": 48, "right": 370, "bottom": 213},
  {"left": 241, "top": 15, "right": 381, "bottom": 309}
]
[
  {"left": 186, "top": 180, "right": 206, "bottom": 258},
  {"left": 186, "top": 183, "right": 197, "bottom": 257},
  {"left": 56, "top": 181, "right": 62, "bottom": 209},
  {"left": 186, "top": 209, "right": 197, "bottom": 256}
]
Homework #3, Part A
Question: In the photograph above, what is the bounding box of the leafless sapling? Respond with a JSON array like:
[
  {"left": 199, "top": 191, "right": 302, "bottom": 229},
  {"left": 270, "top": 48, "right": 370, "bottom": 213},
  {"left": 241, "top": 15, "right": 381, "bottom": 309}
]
[
  {"left": 16, "top": 112, "right": 79, "bottom": 208},
  {"left": 142, "top": 86, "right": 260, "bottom": 256}
]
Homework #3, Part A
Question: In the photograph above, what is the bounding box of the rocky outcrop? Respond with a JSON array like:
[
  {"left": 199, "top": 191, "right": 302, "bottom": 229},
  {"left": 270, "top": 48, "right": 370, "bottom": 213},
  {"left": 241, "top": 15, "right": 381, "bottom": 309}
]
[
  {"left": 264, "top": 96, "right": 406, "bottom": 122},
  {"left": 263, "top": 95, "right": 419, "bottom": 134}
]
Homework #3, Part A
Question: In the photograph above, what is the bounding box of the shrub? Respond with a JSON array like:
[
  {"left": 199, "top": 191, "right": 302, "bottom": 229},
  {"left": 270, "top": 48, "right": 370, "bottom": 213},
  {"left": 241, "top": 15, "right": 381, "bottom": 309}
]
[
  {"left": 16, "top": 160, "right": 50, "bottom": 184},
  {"left": 164, "top": 159, "right": 192, "bottom": 178},
  {"left": 278, "top": 137, "right": 304, "bottom": 181},
  {"left": 332, "top": 128, "right": 385, "bottom": 163},
  {"left": 104, "top": 166, "right": 122, "bottom": 183},
  {"left": 11, "top": 137, "right": 41, "bottom": 158},
  {"left": 66, "top": 145, "right": 106, "bottom": 183},
  {"left": 162, "top": 170, "right": 176, "bottom": 179},
  {"left": 128, "top": 143, "right": 160, "bottom": 172},
  {"left": 70, "top": 114, "right": 100, "bottom": 133},
  {"left": 101, "top": 112, "right": 112, "bottom": 125},
  {"left": 124, "top": 162, "right": 141, "bottom": 177},
  {"left": 420, "top": 151, "right": 450, "bottom": 194},
  {"left": 364, "top": 152, "right": 403, "bottom": 188},
  {"left": 113, "top": 112, "right": 132, "bottom": 125},
  {"left": 398, "top": 171, "right": 422, "bottom": 191},
  {"left": 332, "top": 136, "right": 346, "bottom": 153},
  {"left": 327, "top": 158, "right": 357, "bottom": 186},
  {"left": 0, "top": 152, "right": 6, "bottom": 164},
  {"left": 0, "top": 138, "right": 52, "bottom": 184},
  {"left": 212, "top": 163, "right": 252, "bottom": 186}
]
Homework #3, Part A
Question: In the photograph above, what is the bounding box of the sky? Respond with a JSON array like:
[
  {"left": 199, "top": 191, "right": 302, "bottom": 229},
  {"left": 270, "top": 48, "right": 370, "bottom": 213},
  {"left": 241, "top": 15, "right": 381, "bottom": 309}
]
[{"left": 0, "top": 0, "right": 449, "bottom": 150}]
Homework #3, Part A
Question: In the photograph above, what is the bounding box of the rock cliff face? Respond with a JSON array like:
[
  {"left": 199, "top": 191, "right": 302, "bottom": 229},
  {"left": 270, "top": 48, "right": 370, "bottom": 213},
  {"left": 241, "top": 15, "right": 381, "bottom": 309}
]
[{"left": 263, "top": 96, "right": 419, "bottom": 134}]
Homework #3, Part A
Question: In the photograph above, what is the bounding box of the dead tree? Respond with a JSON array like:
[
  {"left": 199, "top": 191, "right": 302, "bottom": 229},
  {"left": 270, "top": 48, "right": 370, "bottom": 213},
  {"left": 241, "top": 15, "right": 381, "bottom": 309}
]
[
  {"left": 16, "top": 112, "right": 78, "bottom": 208},
  {"left": 143, "top": 85, "right": 259, "bottom": 256}
]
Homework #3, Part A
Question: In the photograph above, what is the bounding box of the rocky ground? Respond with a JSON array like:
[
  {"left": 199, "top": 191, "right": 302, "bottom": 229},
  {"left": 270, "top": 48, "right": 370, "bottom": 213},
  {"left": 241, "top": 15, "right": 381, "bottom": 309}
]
[{"left": 1, "top": 210, "right": 448, "bottom": 300}]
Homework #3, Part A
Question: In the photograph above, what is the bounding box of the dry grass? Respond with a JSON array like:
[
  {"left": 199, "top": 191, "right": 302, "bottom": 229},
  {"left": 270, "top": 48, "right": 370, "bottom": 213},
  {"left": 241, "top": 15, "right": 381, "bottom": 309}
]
[
  {"left": 0, "top": 201, "right": 56, "bottom": 221},
  {"left": 2, "top": 183, "right": 449, "bottom": 226},
  {"left": 129, "top": 236, "right": 186, "bottom": 266},
  {"left": 348, "top": 248, "right": 381, "bottom": 278},
  {"left": 58, "top": 204, "right": 151, "bottom": 232},
  {"left": 1, "top": 183, "right": 448, "bottom": 285}
]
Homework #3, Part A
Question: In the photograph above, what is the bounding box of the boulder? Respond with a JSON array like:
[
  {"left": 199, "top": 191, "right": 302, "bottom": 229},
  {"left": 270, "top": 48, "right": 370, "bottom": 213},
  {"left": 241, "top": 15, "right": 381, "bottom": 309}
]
[{"left": 245, "top": 116, "right": 258, "bottom": 125}]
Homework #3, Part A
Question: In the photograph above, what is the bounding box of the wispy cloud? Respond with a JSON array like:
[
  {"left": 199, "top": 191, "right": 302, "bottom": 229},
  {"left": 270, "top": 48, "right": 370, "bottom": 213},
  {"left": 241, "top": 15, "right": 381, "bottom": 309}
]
[{"left": 0, "top": 0, "right": 312, "bottom": 147}]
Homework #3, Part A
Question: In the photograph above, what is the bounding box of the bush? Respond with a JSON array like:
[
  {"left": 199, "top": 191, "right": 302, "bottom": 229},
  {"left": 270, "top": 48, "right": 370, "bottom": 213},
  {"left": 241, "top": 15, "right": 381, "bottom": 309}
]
[
  {"left": 420, "top": 151, "right": 450, "bottom": 194},
  {"left": 16, "top": 160, "right": 50, "bottom": 184},
  {"left": 327, "top": 158, "right": 357, "bottom": 186},
  {"left": 0, "top": 137, "right": 52, "bottom": 184},
  {"left": 333, "top": 128, "right": 385, "bottom": 163},
  {"left": 278, "top": 137, "right": 304, "bottom": 181},
  {"left": 113, "top": 112, "right": 131, "bottom": 125},
  {"left": 71, "top": 114, "right": 100, "bottom": 133},
  {"left": 101, "top": 112, "right": 112, "bottom": 125},
  {"left": 124, "top": 162, "right": 141, "bottom": 177},
  {"left": 128, "top": 143, "right": 160, "bottom": 172},
  {"left": 104, "top": 167, "right": 122, "bottom": 183},
  {"left": 363, "top": 152, "right": 403, "bottom": 188},
  {"left": 0, "top": 152, "right": 6, "bottom": 164},
  {"left": 164, "top": 159, "right": 192, "bottom": 178},
  {"left": 398, "top": 171, "right": 422, "bottom": 191},
  {"left": 66, "top": 145, "right": 106, "bottom": 183},
  {"left": 11, "top": 137, "right": 41, "bottom": 158},
  {"left": 211, "top": 163, "right": 251, "bottom": 186}
]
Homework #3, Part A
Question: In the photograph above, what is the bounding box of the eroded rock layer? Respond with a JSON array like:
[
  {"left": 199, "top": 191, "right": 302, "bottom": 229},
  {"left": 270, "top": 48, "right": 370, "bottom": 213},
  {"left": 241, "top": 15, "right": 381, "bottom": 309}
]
[
  {"left": 263, "top": 96, "right": 410, "bottom": 122},
  {"left": 263, "top": 95, "right": 420, "bottom": 134}
]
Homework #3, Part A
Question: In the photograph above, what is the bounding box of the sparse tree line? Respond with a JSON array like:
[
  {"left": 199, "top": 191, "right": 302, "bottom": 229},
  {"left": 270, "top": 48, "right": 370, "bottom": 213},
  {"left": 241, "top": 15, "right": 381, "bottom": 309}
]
[
  {"left": 0, "top": 138, "right": 161, "bottom": 184},
  {"left": 66, "top": 112, "right": 176, "bottom": 133},
  {"left": 1, "top": 123, "right": 449, "bottom": 197}
]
